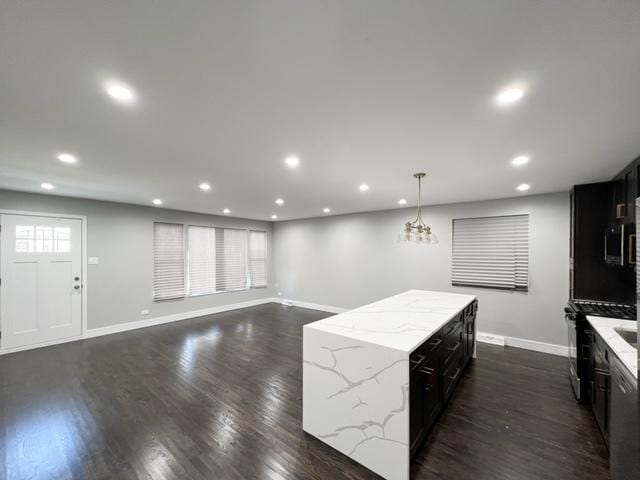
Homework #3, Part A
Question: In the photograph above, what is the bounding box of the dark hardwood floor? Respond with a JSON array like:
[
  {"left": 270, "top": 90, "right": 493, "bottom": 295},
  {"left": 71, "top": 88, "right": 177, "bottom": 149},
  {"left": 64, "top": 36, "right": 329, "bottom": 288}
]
[{"left": 0, "top": 304, "right": 609, "bottom": 480}]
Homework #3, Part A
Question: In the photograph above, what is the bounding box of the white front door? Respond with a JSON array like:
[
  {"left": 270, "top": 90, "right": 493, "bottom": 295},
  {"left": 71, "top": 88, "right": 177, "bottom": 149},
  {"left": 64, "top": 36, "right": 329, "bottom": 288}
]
[{"left": 0, "top": 214, "right": 83, "bottom": 350}]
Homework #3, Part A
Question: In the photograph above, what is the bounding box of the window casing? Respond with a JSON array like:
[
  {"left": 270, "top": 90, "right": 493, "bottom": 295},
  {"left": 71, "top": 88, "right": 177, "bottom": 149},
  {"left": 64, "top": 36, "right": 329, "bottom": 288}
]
[{"left": 451, "top": 214, "right": 529, "bottom": 291}]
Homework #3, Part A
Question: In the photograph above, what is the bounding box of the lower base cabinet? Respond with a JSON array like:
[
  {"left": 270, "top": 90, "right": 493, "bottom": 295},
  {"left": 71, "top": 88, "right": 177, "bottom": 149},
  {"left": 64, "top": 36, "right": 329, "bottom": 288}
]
[
  {"left": 609, "top": 357, "right": 639, "bottom": 480},
  {"left": 586, "top": 326, "right": 639, "bottom": 480},
  {"left": 409, "top": 300, "right": 477, "bottom": 458}
]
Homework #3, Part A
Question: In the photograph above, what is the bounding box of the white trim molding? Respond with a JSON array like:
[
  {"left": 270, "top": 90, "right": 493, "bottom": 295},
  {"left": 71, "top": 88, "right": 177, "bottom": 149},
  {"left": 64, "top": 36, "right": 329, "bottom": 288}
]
[
  {"left": 0, "top": 297, "right": 277, "bottom": 354},
  {"left": 275, "top": 298, "right": 347, "bottom": 314},
  {"left": 499, "top": 335, "right": 567, "bottom": 357},
  {"left": 476, "top": 332, "right": 506, "bottom": 346},
  {"left": 0, "top": 335, "right": 84, "bottom": 355},
  {"left": 83, "top": 297, "right": 277, "bottom": 339}
]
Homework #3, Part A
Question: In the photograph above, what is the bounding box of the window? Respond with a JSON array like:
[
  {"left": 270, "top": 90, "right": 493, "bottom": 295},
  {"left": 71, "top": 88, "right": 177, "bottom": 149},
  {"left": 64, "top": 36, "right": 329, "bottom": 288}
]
[
  {"left": 248, "top": 230, "right": 267, "bottom": 288},
  {"left": 188, "top": 226, "right": 216, "bottom": 296},
  {"left": 153, "top": 223, "right": 185, "bottom": 300},
  {"left": 451, "top": 214, "right": 529, "bottom": 291},
  {"left": 154, "top": 223, "right": 267, "bottom": 300},
  {"left": 217, "top": 228, "right": 247, "bottom": 291},
  {"left": 15, "top": 225, "right": 71, "bottom": 253}
]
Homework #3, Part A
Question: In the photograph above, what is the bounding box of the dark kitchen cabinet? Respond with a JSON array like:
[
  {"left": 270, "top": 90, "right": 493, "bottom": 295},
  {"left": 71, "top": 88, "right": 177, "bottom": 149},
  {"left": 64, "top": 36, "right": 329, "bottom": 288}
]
[
  {"left": 589, "top": 330, "right": 611, "bottom": 447},
  {"left": 421, "top": 354, "right": 442, "bottom": 433},
  {"left": 409, "top": 300, "right": 476, "bottom": 459},
  {"left": 409, "top": 360, "right": 427, "bottom": 455},
  {"left": 610, "top": 356, "right": 639, "bottom": 480},
  {"left": 570, "top": 182, "right": 635, "bottom": 304},
  {"left": 612, "top": 161, "right": 636, "bottom": 225},
  {"left": 463, "top": 300, "right": 477, "bottom": 364}
]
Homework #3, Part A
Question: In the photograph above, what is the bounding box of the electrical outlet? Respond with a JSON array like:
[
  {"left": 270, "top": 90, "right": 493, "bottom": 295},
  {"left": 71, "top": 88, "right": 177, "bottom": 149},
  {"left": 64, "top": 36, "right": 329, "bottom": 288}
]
[{"left": 141, "top": 309, "right": 150, "bottom": 316}]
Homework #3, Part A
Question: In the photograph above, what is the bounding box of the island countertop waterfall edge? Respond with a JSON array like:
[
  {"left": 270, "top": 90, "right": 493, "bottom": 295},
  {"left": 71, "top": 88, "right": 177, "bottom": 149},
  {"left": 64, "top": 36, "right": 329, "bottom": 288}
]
[{"left": 302, "top": 289, "right": 478, "bottom": 480}]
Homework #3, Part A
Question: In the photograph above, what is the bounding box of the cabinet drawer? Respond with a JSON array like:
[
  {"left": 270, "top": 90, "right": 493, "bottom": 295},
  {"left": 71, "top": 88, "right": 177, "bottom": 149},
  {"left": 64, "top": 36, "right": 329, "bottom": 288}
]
[
  {"left": 442, "top": 314, "right": 463, "bottom": 338},
  {"left": 424, "top": 332, "right": 442, "bottom": 356},
  {"left": 442, "top": 324, "right": 463, "bottom": 369}
]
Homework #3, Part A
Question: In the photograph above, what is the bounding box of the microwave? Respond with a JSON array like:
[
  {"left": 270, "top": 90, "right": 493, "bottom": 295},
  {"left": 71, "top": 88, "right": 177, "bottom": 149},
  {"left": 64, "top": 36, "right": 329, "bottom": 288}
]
[{"left": 605, "top": 224, "right": 636, "bottom": 266}]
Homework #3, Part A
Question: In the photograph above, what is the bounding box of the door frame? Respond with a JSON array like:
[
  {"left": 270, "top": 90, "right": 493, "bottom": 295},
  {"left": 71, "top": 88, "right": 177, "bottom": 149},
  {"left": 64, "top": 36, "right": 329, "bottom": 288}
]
[{"left": 0, "top": 209, "right": 88, "bottom": 354}]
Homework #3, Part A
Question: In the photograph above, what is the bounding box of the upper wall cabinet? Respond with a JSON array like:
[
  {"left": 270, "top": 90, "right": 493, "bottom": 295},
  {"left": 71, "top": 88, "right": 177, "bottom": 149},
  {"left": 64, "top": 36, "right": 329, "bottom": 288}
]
[{"left": 612, "top": 156, "right": 640, "bottom": 225}]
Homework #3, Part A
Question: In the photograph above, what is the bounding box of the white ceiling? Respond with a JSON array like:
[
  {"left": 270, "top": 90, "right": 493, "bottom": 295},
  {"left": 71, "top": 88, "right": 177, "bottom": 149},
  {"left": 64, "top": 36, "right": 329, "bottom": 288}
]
[{"left": 1, "top": 1, "right": 639, "bottom": 221}]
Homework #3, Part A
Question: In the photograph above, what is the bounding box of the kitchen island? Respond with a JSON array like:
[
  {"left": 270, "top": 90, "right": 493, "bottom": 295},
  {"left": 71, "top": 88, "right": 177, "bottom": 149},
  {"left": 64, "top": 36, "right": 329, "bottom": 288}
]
[{"left": 303, "top": 290, "right": 477, "bottom": 480}]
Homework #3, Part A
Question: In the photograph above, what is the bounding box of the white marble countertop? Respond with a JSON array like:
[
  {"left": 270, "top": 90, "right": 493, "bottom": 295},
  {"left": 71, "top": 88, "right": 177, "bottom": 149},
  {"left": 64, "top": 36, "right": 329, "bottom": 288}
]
[
  {"left": 586, "top": 316, "right": 637, "bottom": 380},
  {"left": 305, "top": 290, "right": 477, "bottom": 353}
]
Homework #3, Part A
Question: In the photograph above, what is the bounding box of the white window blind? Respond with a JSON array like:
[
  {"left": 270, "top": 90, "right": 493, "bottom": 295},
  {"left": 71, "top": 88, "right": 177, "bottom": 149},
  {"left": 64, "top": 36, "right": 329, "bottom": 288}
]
[
  {"left": 248, "top": 230, "right": 267, "bottom": 288},
  {"left": 188, "top": 226, "right": 216, "bottom": 296},
  {"left": 216, "top": 228, "right": 247, "bottom": 291},
  {"left": 153, "top": 222, "right": 185, "bottom": 300},
  {"left": 452, "top": 214, "right": 529, "bottom": 290}
]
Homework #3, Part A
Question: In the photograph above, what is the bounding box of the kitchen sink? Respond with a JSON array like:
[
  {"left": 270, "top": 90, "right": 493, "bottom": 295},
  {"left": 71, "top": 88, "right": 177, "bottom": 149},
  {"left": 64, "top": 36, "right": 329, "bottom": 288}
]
[{"left": 615, "top": 328, "right": 638, "bottom": 349}]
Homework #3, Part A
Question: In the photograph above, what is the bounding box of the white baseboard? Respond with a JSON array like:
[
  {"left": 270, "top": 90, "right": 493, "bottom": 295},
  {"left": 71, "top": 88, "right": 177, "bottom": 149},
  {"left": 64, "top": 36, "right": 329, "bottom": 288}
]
[
  {"left": 503, "top": 336, "right": 567, "bottom": 357},
  {"left": 0, "top": 334, "right": 84, "bottom": 355},
  {"left": 477, "top": 330, "right": 566, "bottom": 357},
  {"left": 83, "top": 297, "right": 277, "bottom": 339},
  {"left": 273, "top": 298, "right": 348, "bottom": 314},
  {"left": 476, "top": 332, "right": 505, "bottom": 346},
  {"left": 2, "top": 297, "right": 278, "bottom": 355}
]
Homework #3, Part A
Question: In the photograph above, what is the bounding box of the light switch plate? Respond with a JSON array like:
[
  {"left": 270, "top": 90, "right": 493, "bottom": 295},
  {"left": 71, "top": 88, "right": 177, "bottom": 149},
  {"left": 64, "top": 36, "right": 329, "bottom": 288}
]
[{"left": 88, "top": 257, "right": 99, "bottom": 265}]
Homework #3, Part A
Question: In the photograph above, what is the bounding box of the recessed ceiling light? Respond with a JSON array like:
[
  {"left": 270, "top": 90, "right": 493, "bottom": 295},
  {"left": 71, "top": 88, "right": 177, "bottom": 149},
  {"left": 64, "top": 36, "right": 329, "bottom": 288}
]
[
  {"left": 359, "top": 184, "right": 370, "bottom": 192},
  {"left": 398, "top": 198, "right": 407, "bottom": 205},
  {"left": 271, "top": 214, "right": 278, "bottom": 220},
  {"left": 275, "top": 198, "right": 284, "bottom": 205},
  {"left": 223, "top": 208, "right": 231, "bottom": 214},
  {"left": 199, "top": 182, "right": 211, "bottom": 191},
  {"left": 323, "top": 207, "right": 331, "bottom": 213},
  {"left": 41, "top": 182, "right": 54, "bottom": 190},
  {"left": 57, "top": 152, "right": 78, "bottom": 164},
  {"left": 152, "top": 198, "right": 163, "bottom": 205},
  {"left": 516, "top": 183, "right": 531, "bottom": 192},
  {"left": 285, "top": 155, "right": 300, "bottom": 168},
  {"left": 511, "top": 155, "right": 529, "bottom": 167},
  {"left": 104, "top": 81, "right": 137, "bottom": 104},
  {"left": 494, "top": 85, "right": 525, "bottom": 106}
]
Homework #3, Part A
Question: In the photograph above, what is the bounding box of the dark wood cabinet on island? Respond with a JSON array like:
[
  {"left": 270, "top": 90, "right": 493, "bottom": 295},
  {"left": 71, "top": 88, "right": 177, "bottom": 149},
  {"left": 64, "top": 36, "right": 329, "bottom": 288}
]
[{"left": 409, "top": 299, "right": 477, "bottom": 458}]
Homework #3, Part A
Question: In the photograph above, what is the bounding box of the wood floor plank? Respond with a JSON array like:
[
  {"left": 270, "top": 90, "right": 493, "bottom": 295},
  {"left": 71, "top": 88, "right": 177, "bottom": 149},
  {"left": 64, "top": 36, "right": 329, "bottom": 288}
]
[{"left": 0, "top": 303, "right": 610, "bottom": 479}]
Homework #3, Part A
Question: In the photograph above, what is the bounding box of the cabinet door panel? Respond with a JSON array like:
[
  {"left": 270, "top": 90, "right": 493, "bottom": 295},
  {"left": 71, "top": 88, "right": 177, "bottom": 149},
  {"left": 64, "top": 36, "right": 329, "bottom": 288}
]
[
  {"left": 422, "top": 354, "right": 441, "bottom": 430},
  {"left": 410, "top": 367, "right": 426, "bottom": 456}
]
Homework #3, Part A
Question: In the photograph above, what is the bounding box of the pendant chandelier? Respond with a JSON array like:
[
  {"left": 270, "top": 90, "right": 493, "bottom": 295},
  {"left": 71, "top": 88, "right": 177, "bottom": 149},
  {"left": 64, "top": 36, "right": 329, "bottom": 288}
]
[{"left": 398, "top": 173, "right": 438, "bottom": 245}]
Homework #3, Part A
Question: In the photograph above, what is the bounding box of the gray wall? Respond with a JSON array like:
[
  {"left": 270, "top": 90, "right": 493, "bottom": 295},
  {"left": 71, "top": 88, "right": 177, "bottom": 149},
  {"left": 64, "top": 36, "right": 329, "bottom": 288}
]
[
  {"left": 0, "top": 189, "right": 275, "bottom": 330},
  {"left": 273, "top": 192, "right": 570, "bottom": 347}
]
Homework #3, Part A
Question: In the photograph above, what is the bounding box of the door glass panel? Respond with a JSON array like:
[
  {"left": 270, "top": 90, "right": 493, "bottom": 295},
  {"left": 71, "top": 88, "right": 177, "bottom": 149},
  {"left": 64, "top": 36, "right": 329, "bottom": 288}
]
[
  {"left": 35, "top": 226, "right": 53, "bottom": 252},
  {"left": 54, "top": 227, "right": 70, "bottom": 252},
  {"left": 15, "top": 225, "right": 35, "bottom": 252},
  {"left": 15, "top": 225, "right": 71, "bottom": 253}
]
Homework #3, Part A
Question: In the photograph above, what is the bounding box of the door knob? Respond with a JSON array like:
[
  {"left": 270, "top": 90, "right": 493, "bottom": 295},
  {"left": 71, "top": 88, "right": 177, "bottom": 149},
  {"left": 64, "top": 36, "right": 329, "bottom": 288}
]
[{"left": 74, "top": 285, "right": 81, "bottom": 290}]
